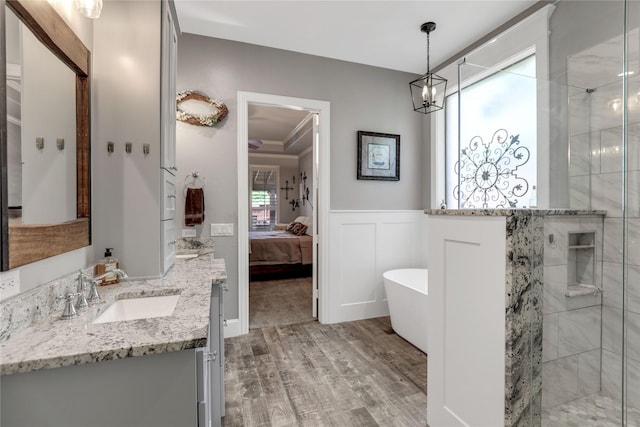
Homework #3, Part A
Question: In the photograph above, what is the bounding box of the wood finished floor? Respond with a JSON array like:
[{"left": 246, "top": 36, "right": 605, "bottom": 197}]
[
  {"left": 249, "top": 277, "right": 313, "bottom": 329},
  {"left": 223, "top": 317, "right": 428, "bottom": 426}
]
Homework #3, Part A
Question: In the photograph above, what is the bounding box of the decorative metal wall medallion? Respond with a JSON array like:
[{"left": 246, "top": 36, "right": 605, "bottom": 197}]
[{"left": 454, "top": 129, "right": 530, "bottom": 208}]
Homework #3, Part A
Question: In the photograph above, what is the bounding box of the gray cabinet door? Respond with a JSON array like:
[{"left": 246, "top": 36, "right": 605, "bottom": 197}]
[
  {"left": 218, "top": 282, "right": 226, "bottom": 416},
  {"left": 208, "top": 282, "right": 224, "bottom": 426},
  {"left": 1, "top": 350, "right": 197, "bottom": 427}
]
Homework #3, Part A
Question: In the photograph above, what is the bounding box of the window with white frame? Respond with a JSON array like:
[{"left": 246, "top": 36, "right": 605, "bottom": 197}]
[
  {"left": 250, "top": 166, "right": 278, "bottom": 230},
  {"left": 445, "top": 55, "right": 537, "bottom": 209}
]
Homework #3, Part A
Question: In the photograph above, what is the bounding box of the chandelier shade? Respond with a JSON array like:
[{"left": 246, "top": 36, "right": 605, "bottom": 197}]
[
  {"left": 76, "top": 0, "right": 103, "bottom": 19},
  {"left": 410, "top": 22, "right": 447, "bottom": 114},
  {"left": 410, "top": 72, "right": 447, "bottom": 114}
]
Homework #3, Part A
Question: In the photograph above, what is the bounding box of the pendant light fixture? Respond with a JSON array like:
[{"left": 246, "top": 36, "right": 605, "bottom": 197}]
[
  {"left": 410, "top": 22, "right": 447, "bottom": 114},
  {"left": 76, "top": 0, "right": 103, "bottom": 19}
]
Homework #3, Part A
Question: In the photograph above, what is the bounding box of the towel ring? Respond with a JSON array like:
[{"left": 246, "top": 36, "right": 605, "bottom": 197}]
[{"left": 184, "top": 171, "right": 206, "bottom": 196}]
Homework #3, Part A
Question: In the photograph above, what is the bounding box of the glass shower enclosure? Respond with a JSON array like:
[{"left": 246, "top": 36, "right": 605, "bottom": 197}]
[{"left": 445, "top": 1, "right": 639, "bottom": 425}]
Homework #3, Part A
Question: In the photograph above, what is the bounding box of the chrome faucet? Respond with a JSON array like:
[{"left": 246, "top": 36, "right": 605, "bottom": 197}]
[
  {"left": 82, "top": 269, "right": 128, "bottom": 305},
  {"left": 57, "top": 269, "right": 129, "bottom": 319},
  {"left": 75, "top": 270, "right": 89, "bottom": 312},
  {"left": 56, "top": 272, "right": 88, "bottom": 320},
  {"left": 57, "top": 293, "right": 81, "bottom": 319}
]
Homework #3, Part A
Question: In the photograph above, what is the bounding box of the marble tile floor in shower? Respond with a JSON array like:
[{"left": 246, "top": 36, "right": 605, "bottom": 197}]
[{"left": 542, "top": 393, "right": 640, "bottom": 427}]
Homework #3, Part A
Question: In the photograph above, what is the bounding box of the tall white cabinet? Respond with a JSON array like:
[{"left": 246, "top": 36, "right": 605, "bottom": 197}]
[
  {"left": 93, "top": 0, "right": 177, "bottom": 277},
  {"left": 160, "top": 0, "right": 178, "bottom": 274}
]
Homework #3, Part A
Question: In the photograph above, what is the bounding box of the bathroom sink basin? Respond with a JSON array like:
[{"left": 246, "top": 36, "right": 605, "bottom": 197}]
[{"left": 92, "top": 294, "right": 180, "bottom": 324}]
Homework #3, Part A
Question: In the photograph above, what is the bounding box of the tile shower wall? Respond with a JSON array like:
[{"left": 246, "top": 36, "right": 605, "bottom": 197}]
[
  {"left": 567, "top": 29, "right": 640, "bottom": 409},
  {"left": 542, "top": 216, "right": 604, "bottom": 409}
]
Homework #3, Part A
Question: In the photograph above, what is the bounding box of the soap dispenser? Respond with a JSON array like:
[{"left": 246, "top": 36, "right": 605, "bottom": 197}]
[{"left": 95, "top": 248, "right": 120, "bottom": 285}]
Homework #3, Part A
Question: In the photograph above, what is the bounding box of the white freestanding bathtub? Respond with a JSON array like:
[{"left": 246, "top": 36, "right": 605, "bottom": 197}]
[{"left": 383, "top": 268, "right": 428, "bottom": 354}]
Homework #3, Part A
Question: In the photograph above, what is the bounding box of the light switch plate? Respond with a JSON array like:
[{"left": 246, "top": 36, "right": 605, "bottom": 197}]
[
  {"left": 211, "top": 223, "right": 233, "bottom": 236},
  {"left": 0, "top": 270, "right": 20, "bottom": 301},
  {"left": 182, "top": 228, "right": 197, "bottom": 238}
]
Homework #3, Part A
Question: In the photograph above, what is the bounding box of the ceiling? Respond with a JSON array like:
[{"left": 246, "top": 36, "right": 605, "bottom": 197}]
[
  {"left": 248, "top": 105, "right": 313, "bottom": 156},
  {"left": 174, "top": 1, "right": 540, "bottom": 156},
  {"left": 173, "top": 0, "right": 540, "bottom": 75}
]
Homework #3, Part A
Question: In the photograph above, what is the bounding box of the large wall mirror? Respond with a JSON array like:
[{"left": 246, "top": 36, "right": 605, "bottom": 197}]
[{"left": 1, "top": 0, "right": 91, "bottom": 270}]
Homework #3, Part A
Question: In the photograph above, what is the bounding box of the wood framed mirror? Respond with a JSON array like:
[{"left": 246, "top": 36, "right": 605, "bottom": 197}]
[{"left": 1, "top": 0, "right": 91, "bottom": 270}]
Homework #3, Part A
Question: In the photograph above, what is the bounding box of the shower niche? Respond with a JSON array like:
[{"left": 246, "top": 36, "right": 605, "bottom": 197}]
[{"left": 565, "top": 231, "right": 599, "bottom": 297}]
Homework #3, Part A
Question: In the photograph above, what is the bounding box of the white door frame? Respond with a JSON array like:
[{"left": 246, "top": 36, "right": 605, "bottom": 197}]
[{"left": 237, "top": 91, "right": 331, "bottom": 335}]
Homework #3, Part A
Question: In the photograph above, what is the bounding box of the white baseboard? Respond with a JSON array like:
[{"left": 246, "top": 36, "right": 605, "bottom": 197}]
[{"left": 223, "top": 318, "right": 241, "bottom": 338}]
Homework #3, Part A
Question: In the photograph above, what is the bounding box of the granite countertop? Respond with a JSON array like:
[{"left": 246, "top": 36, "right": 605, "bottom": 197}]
[
  {"left": 0, "top": 254, "right": 226, "bottom": 376},
  {"left": 425, "top": 208, "right": 607, "bottom": 216}
]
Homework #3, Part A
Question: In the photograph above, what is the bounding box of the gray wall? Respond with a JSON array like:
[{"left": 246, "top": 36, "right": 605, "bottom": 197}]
[
  {"left": 92, "top": 1, "right": 162, "bottom": 278},
  {"left": 176, "top": 35, "right": 426, "bottom": 319},
  {"left": 422, "top": 117, "right": 432, "bottom": 208},
  {"left": 298, "top": 150, "right": 313, "bottom": 218},
  {"left": 278, "top": 167, "right": 299, "bottom": 224}
]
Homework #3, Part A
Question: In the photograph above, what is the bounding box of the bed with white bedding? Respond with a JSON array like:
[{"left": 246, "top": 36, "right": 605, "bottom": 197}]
[{"left": 249, "top": 216, "right": 313, "bottom": 280}]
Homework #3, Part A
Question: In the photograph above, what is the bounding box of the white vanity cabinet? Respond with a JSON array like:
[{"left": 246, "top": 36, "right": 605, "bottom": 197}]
[
  {"left": 162, "top": 217, "right": 176, "bottom": 271},
  {"left": 161, "top": 168, "right": 177, "bottom": 273},
  {"left": 162, "top": 169, "right": 177, "bottom": 220}
]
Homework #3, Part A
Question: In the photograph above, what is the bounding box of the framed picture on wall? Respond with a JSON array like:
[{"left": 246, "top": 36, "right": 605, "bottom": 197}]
[{"left": 357, "top": 130, "right": 400, "bottom": 181}]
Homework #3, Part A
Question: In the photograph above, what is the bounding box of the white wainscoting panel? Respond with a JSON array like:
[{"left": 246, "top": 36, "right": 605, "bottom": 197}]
[
  {"left": 340, "top": 223, "right": 377, "bottom": 305},
  {"left": 427, "top": 215, "right": 506, "bottom": 427},
  {"left": 328, "top": 210, "right": 426, "bottom": 324}
]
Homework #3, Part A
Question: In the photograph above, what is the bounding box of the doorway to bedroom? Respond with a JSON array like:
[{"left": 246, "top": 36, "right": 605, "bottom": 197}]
[
  {"left": 237, "top": 92, "right": 329, "bottom": 334},
  {"left": 248, "top": 160, "right": 313, "bottom": 329}
]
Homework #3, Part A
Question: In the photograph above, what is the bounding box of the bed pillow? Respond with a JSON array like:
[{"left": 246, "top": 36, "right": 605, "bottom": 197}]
[
  {"left": 293, "top": 216, "right": 313, "bottom": 235},
  {"left": 286, "top": 222, "right": 298, "bottom": 232},
  {"left": 295, "top": 224, "right": 308, "bottom": 236},
  {"left": 288, "top": 222, "right": 308, "bottom": 236}
]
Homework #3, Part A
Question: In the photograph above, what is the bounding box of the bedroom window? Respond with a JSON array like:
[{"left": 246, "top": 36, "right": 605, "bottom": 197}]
[
  {"left": 250, "top": 166, "right": 278, "bottom": 230},
  {"left": 445, "top": 54, "right": 537, "bottom": 209}
]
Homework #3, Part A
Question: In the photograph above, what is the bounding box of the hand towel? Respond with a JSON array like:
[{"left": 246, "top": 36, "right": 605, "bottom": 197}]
[{"left": 185, "top": 187, "right": 205, "bottom": 226}]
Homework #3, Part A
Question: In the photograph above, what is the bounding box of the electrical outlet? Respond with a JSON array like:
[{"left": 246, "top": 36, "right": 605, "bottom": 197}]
[
  {"left": 182, "top": 228, "right": 197, "bottom": 238},
  {"left": 211, "top": 223, "right": 233, "bottom": 236},
  {"left": 0, "top": 270, "right": 20, "bottom": 301}
]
